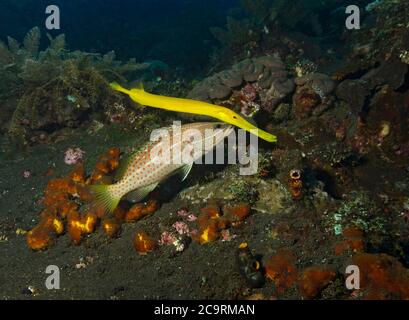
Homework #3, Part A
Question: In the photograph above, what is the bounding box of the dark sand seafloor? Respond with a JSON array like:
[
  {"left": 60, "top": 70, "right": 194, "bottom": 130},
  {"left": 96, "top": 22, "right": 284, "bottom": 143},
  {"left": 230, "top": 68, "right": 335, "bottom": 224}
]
[
  {"left": 0, "top": 125, "right": 264, "bottom": 300},
  {"left": 0, "top": 114, "right": 408, "bottom": 300}
]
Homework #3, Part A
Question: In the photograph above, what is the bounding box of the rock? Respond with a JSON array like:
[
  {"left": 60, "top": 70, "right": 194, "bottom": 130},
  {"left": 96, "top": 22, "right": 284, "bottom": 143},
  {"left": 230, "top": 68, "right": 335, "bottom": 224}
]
[
  {"left": 242, "top": 61, "right": 264, "bottom": 82},
  {"left": 335, "top": 79, "right": 369, "bottom": 113},
  {"left": 253, "top": 55, "right": 285, "bottom": 69},
  {"left": 269, "top": 69, "right": 289, "bottom": 79},
  {"left": 293, "top": 85, "right": 322, "bottom": 118},
  {"left": 179, "top": 175, "right": 237, "bottom": 203},
  {"left": 362, "top": 57, "right": 408, "bottom": 90},
  {"left": 274, "top": 149, "right": 307, "bottom": 184},
  {"left": 187, "top": 84, "right": 210, "bottom": 101},
  {"left": 218, "top": 70, "right": 243, "bottom": 88},
  {"left": 233, "top": 58, "right": 253, "bottom": 76},
  {"left": 179, "top": 170, "right": 292, "bottom": 215},
  {"left": 295, "top": 73, "right": 336, "bottom": 97},
  {"left": 273, "top": 103, "right": 291, "bottom": 123},
  {"left": 254, "top": 179, "right": 292, "bottom": 214},
  {"left": 207, "top": 80, "right": 232, "bottom": 100},
  {"left": 258, "top": 69, "right": 274, "bottom": 89},
  {"left": 187, "top": 55, "right": 292, "bottom": 108},
  {"left": 264, "top": 78, "right": 295, "bottom": 108}
]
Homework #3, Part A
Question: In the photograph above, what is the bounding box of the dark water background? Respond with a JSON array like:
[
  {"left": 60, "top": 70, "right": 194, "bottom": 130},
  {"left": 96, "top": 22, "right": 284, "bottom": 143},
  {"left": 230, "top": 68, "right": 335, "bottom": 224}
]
[
  {"left": 0, "top": 0, "right": 375, "bottom": 75},
  {"left": 0, "top": 0, "right": 238, "bottom": 73}
]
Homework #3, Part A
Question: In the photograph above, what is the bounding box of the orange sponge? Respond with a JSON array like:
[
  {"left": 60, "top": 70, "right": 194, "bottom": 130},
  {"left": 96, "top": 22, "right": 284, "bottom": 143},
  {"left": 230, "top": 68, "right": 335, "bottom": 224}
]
[{"left": 133, "top": 232, "right": 157, "bottom": 255}]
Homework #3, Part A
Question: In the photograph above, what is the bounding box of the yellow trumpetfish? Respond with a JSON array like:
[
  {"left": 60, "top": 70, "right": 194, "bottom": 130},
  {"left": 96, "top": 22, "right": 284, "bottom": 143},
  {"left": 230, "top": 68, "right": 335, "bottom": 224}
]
[{"left": 110, "top": 82, "right": 277, "bottom": 143}]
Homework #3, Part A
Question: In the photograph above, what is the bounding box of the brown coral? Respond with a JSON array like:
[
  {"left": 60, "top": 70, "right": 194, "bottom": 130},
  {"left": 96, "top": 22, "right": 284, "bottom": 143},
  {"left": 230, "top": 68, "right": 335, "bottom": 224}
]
[
  {"left": 223, "top": 204, "right": 251, "bottom": 223},
  {"left": 134, "top": 231, "right": 157, "bottom": 255},
  {"left": 26, "top": 146, "right": 163, "bottom": 251},
  {"left": 334, "top": 227, "right": 365, "bottom": 256},
  {"left": 288, "top": 169, "right": 303, "bottom": 200},
  {"left": 26, "top": 211, "right": 64, "bottom": 251},
  {"left": 193, "top": 219, "right": 220, "bottom": 245},
  {"left": 67, "top": 211, "right": 98, "bottom": 245},
  {"left": 293, "top": 86, "right": 321, "bottom": 118},
  {"left": 102, "top": 218, "right": 121, "bottom": 239},
  {"left": 265, "top": 249, "right": 298, "bottom": 294},
  {"left": 193, "top": 202, "right": 251, "bottom": 245},
  {"left": 89, "top": 147, "right": 121, "bottom": 184},
  {"left": 124, "top": 200, "right": 159, "bottom": 222},
  {"left": 298, "top": 266, "right": 337, "bottom": 299},
  {"left": 351, "top": 253, "right": 409, "bottom": 299}
]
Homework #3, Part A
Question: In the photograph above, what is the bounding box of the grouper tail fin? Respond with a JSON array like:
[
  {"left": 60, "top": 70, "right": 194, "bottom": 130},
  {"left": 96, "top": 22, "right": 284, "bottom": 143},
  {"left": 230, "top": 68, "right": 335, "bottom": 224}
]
[{"left": 89, "top": 184, "right": 121, "bottom": 214}]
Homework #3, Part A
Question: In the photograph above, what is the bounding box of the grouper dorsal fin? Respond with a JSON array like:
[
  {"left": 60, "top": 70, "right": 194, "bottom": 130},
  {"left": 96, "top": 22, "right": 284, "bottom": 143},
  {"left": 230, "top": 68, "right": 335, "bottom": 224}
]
[
  {"left": 115, "top": 142, "right": 155, "bottom": 181},
  {"left": 124, "top": 182, "right": 158, "bottom": 203},
  {"left": 114, "top": 153, "right": 131, "bottom": 181}
]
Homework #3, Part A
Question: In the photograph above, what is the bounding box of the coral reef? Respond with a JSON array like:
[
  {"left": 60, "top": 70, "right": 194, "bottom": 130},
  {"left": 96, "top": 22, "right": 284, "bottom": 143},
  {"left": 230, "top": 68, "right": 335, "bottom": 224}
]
[
  {"left": 294, "top": 73, "right": 336, "bottom": 98},
  {"left": 0, "top": 28, "right": 156, "bottom": 145},
  {"left": 188, "top": 55, "right": 292, "bottom": 104},
  {"left": 210, "top": 17, "right": 260, "bottom": 58},
  {"left": 351, "top": 0, "right": 409, "bottom": 64},
  {"left": 3, "top": 0, "right": 409, "bottom": 300},
  {"left": 187, "top": 54, "right": 343, "bottom": 133},
  {"left": 210, "top": 0, "right": 349, "bottom": 67}
]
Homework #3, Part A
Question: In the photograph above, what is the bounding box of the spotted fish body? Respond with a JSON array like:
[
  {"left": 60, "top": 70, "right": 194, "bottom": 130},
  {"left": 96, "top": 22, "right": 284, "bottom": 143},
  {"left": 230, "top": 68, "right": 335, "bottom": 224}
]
[{"left": 91, "top": 122, "right": 233, "bottom": 213}]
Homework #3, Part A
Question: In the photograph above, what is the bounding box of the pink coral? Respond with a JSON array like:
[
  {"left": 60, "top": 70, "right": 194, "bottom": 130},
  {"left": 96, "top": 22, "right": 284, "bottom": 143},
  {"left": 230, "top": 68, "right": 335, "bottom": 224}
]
[
  {"left": 158, "top": 231, "right": 177, "bottom": 246},
  {"left": 187, "top": 214, "right": 197, "bottom": 222},
  {"left": 395, "top": 143, "right": 409, "bottom": 157},
  {"left": 64, "top": 148, "right": 85, "bottom": 165},
  {"left": 241, "top": 83, "right": 258, "bottom": 102},
  {"left": 402, "top": 211, "right": 409, "bottom": 223},
  {"left": 172, "top": 221, "right": 190, "bottom": 235},
  {"left": 220, "top": 229, "right": 236, "bottom": 242},
  {"left": 177, "top": 208, "right": 189, "bottom": 217},
  {"left": 240, "top": 83, "right": 261, "bottom": 116},
  {"left": 22, "top": 170, "right": 31, "bottom": 178}
]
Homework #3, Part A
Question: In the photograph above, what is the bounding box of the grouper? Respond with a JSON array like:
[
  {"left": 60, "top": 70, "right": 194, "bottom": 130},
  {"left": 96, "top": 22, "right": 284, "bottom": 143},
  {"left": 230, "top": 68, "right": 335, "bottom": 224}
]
[{"left": 91, "top": 122, "right": 233, "bottom": 213}]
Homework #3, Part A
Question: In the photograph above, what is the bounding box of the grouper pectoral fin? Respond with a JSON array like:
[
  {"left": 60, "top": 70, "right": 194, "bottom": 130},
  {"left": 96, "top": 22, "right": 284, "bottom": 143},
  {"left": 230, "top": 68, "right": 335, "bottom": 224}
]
[
  {"left": 179, "top": 162, "right": 194, "bottom": 181},
  {"left": 124, "top": 182, "right": 158, "bottom": 203}
]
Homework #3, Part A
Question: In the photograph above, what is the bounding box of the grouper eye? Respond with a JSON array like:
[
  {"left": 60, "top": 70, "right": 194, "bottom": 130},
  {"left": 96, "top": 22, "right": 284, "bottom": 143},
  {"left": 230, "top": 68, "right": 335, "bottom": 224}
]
[{"left": 233, "top": 116, "right": 237, "bottom": 119}]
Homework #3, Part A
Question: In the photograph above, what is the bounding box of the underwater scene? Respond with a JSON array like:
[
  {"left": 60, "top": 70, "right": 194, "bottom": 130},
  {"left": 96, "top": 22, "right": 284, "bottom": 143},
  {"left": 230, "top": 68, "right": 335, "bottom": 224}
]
[{"left": 0, "top": 0, "right": 408, "bottom": 302}]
